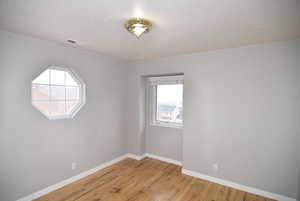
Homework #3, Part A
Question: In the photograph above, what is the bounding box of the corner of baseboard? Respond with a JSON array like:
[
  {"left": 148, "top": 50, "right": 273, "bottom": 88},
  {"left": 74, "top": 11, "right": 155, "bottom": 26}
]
[
  {"left": 144, "top": 153, "right": 182, "bottom": 166},
  {"left": 126, "top": 153, "right": 147, "bottom": 160},
  {"left": 182, "top": 168, "right": 296, "bottom": 201},
  {"left": 126, "top": 153, "right": 182, "bottom": 166}
]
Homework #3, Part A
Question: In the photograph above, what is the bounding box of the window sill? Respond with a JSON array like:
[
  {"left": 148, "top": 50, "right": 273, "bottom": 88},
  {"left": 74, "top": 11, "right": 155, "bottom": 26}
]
[{"left": 150, "top": 122, "right": 183, "bottom": 129}]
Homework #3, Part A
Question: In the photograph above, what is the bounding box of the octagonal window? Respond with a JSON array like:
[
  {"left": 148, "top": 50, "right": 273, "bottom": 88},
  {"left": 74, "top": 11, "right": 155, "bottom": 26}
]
[{"left": 32, "top": 66, "right": 85, "bottom": 119}]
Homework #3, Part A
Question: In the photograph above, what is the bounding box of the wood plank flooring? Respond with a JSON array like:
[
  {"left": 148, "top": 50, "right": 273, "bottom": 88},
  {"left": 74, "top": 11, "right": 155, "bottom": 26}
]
[{"left": 34, "top": 157, "right": 275, "bottom": 201}]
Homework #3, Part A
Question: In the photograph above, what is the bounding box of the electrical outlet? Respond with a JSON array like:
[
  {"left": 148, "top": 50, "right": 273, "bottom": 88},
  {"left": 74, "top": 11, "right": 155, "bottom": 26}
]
[
  {"left": 213, "top": 163, "right": 219, "bottom": 172},
  {"left": 71, "top": 162, "right": 76, "bottom": 170}
]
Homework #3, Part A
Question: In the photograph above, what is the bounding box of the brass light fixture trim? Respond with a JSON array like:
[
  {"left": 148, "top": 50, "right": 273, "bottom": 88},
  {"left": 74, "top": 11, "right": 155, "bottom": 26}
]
[{"left": 124, "top": 18, "right": 152, "bottom": 38}]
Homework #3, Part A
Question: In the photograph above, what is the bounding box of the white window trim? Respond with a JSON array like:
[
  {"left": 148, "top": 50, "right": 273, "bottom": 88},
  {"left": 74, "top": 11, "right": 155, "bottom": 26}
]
[
  {"left": 148, "top": 75, "right": 184, "bottom": 85},
  {"left": 31, "top": 66, "right": 86, "bottom": 120},
  {"left": 148, "top": 75, "right": 184, "bottom": 129}
]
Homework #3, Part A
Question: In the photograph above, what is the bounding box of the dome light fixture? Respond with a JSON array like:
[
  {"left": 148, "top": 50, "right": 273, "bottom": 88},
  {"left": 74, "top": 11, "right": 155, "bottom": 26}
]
[{"left": 124, "top": 18, "right": 152, "bottom": 39}]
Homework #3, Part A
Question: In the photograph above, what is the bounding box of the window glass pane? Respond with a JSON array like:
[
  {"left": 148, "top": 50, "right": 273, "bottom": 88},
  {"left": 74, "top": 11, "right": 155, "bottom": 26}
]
[
  {"left": 32, "top": 67, "right": 84, "bottom": 119},
  {"left": 66, "top": 101, "right": 79, "bottom": 113},
  {"left": 32, "top": 69, "right": 50, "bottom": 84},
  {"left": 32, "top": 84, "right": 50, "bottom": 100},
  {"left": 156, "top": 84, "right": 183, "bottom": 124},
  {"left": 50, "top": 69, "right": 65, "bottom": 85},
  {"left": 49, "top": 102, "right": 66, "bottom": 116},
  {"left": 33, "top": 101, "right": 50, "bottom": 116},
  {"left": 66, "top": 86, "right": 79, "bottom": 100},
  {"left": 50, "top": 86, "right": 65, "bottom": 101},
  {"left": 66, "top": 72, "right": 79, "bottom": 86}
]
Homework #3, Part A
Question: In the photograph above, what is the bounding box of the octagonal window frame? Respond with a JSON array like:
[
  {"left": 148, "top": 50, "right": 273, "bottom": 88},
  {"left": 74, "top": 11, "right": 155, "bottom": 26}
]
[{"left": 31, "top": 66, "right": 86, "bottom": 120}]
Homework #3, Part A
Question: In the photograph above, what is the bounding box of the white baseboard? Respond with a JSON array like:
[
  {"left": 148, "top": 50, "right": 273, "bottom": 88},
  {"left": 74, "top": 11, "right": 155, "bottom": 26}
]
[
  {"left": 16, "top": 154, "right": 128, "bottom": 201},
  {"left": 182, "top": 169, "right": 296, "bottom": 201},
  {"left": 126, "top": 153, "right": 147, "bottom": 160},
  {"left": 127, "top": 152, "right": 182, "bottom": 166},
  {"left": 145, "top": 153, "right": 182, "bottom": 166},
  {"left": 16, "top": 154, "right": 295, "bottom": 201}
]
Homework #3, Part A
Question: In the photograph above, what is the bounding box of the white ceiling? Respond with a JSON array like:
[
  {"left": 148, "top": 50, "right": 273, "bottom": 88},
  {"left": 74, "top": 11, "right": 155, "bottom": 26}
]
[{"left": 0, "top": 0, "right": 300, "bottom": 61}]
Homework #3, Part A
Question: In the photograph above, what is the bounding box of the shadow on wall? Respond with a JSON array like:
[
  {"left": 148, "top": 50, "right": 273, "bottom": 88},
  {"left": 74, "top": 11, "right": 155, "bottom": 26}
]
[{"left": 298, "top": 167, "right": 300, "bottom": 201}]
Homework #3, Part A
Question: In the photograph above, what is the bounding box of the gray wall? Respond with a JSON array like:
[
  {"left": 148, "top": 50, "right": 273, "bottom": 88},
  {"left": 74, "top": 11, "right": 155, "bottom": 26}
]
[
  {"left": 145, "top": 126, "right": 182, "bottom": 161},
  {"left": 126, "top": 73, "right": 146, "bottom": 155},
  {"left": 127, "top": 39, "right": 300, "bottom": 199},
  {"left": 0, "top": 30, "right": 127, "bottom": 201},
  {"left": 298, "top": 166, "right": 300, "bottom": 201}
]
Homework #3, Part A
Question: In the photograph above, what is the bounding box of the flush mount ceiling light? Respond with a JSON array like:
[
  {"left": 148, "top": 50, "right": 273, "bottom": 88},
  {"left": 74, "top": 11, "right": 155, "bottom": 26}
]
[{"left": 124, "top": 18, "right": 152, "bottom": 39}]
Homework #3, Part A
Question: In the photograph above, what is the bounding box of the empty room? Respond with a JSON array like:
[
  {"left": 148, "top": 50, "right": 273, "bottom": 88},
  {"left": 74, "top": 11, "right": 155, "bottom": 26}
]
[{"left": 0, "top": 1, "right": 300, "bottom": 201}]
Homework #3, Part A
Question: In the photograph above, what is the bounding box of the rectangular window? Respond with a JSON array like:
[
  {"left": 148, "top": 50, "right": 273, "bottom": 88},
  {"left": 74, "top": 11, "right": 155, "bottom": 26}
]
[{"left": 148, "top": 75, "right": 183, "bottom": 128}]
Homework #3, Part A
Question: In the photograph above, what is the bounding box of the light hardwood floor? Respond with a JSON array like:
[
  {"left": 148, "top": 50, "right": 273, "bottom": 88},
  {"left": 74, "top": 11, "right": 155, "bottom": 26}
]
[{"left": 34, "top": 157, "right": 275, "bottom": 201}]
